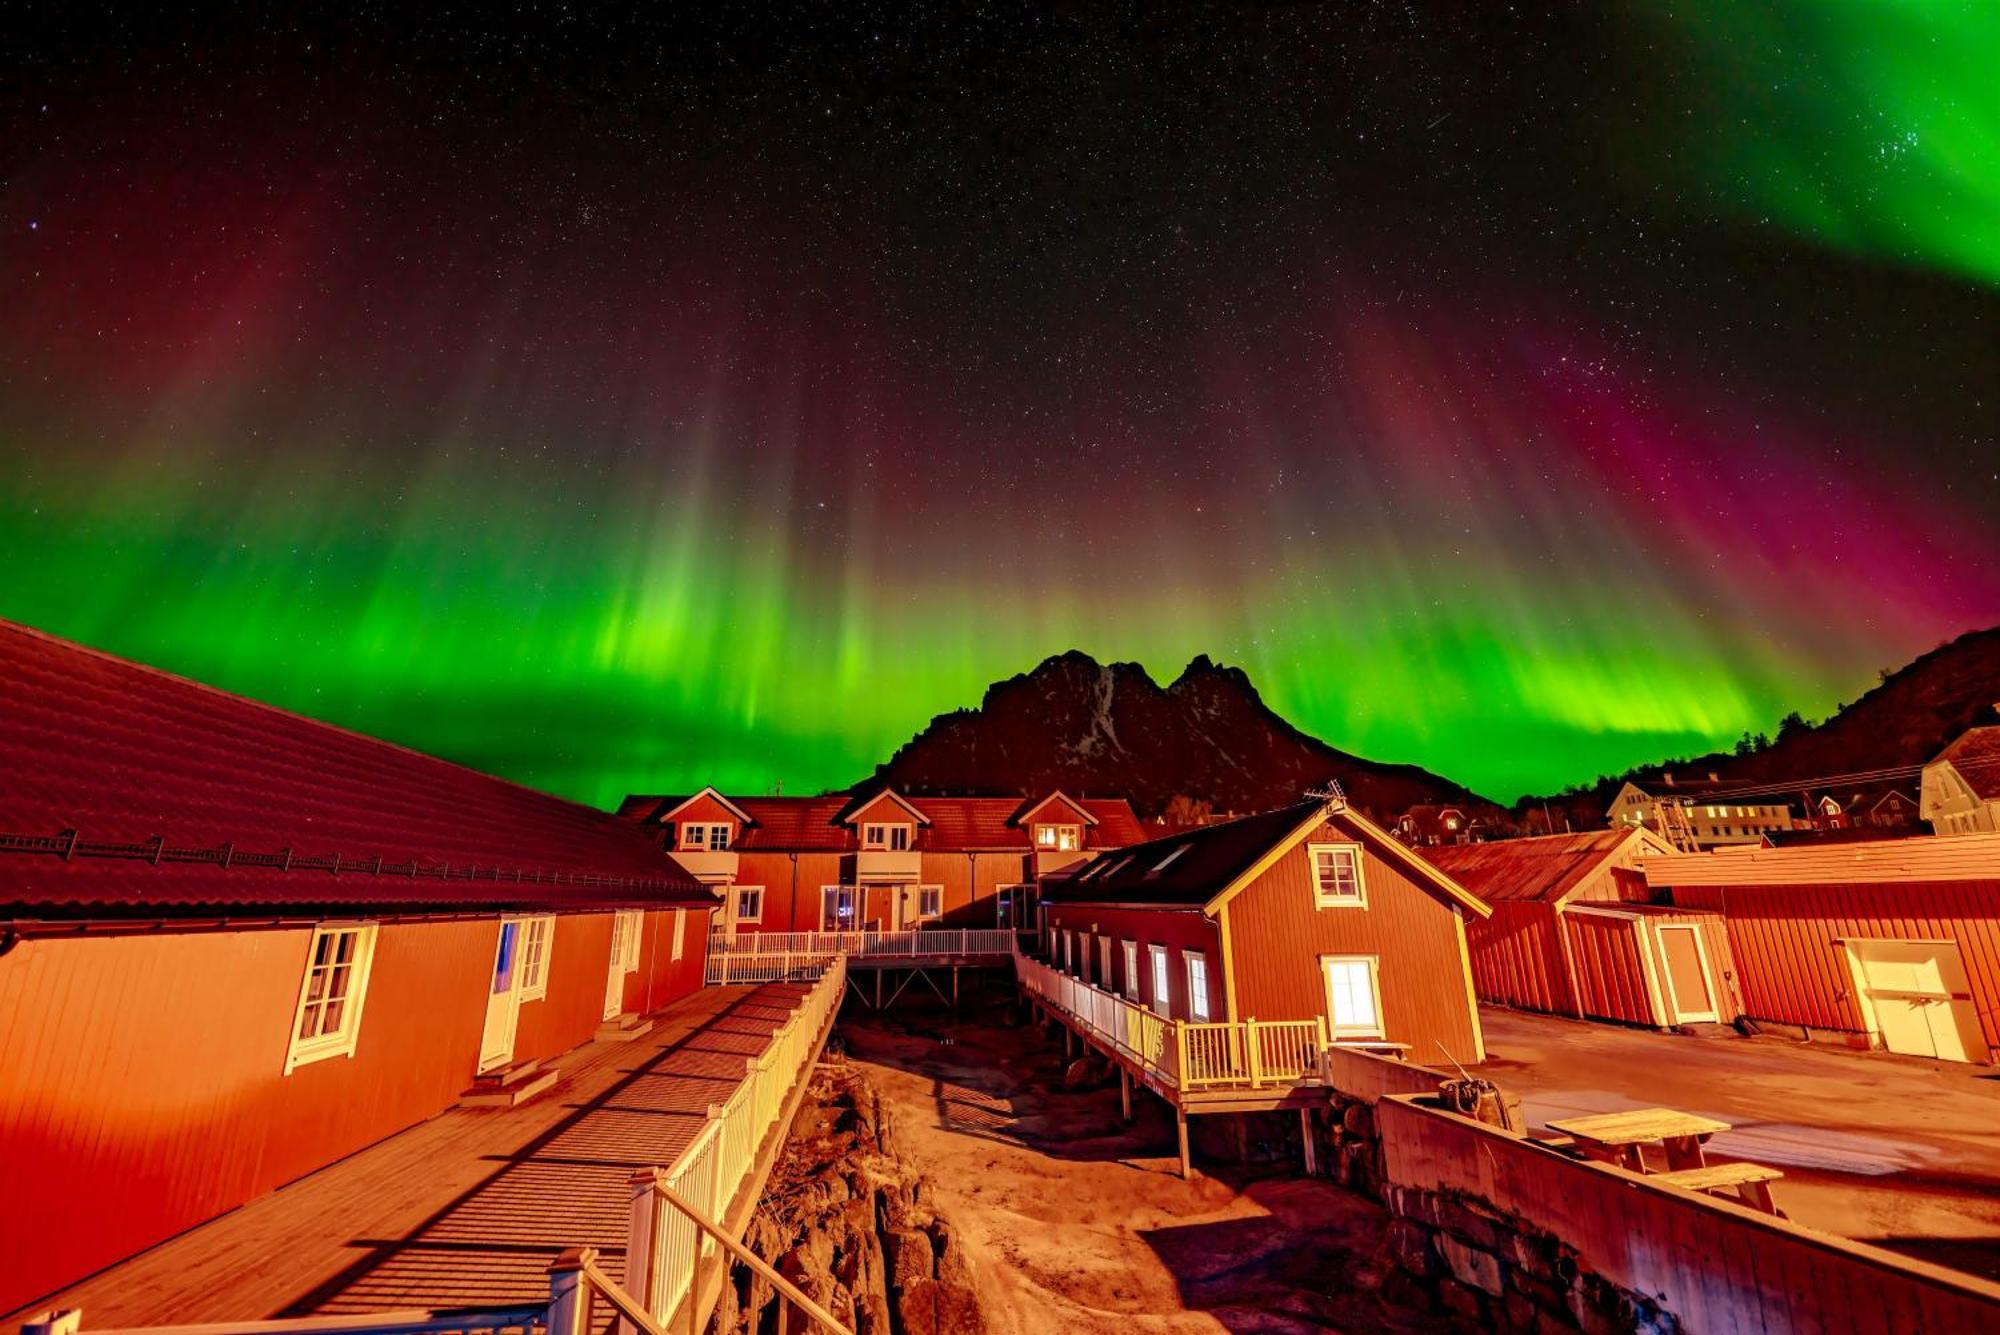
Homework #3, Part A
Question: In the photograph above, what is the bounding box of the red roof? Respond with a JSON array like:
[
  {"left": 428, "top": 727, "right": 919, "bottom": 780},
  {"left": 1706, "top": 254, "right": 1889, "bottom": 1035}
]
[
  {"left": 622, "top": 790, "right": 1147, "bottom": 851},
  {"left": 1934, "top": 726, "right": 2000, "bottom": 801},
  {"left": 1420, "top": 830, "right": 1643, "bottom": 905},
  {"left": 0, "top": 621, "right": 711, "bottom": 920}
]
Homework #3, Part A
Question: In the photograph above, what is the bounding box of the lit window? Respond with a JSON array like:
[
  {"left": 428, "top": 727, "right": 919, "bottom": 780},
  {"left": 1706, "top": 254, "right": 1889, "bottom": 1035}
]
[
  {"left": 917, "top": 885, "right": 943, "bottom": 921},
  {"left": 1035, "top": 823, "right": 1081, "bottom": 851},
  {"left": 1185, "top": 951, "right": 1211, "bottom": 1022},
  {"left": 518, "top": 916, "right": 555, "bottom": 1000},
  {"left": 1149, "top": 945, "right": 1172, "bottom": 1018},
  {"left": 1122, "top": 940, "right": 1140, "bottom": 999},
  {"left": 285, "top": 923, "right": 379, "bottom": 1073},
  {"left": 1322, "top": 955, "right": 1383, "bottom": 1039},
  {"left": 1309, "top": 844, "right": 1366, "bottom": 907},
  {"left": 734, "top": 885, "right": 764, "bottom": 923}
]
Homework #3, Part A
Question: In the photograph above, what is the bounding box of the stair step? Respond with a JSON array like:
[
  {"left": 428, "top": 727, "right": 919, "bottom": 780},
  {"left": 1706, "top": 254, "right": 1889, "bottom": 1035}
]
[
  {"left": 458, "top": 1068, "right": 560, "bottom": 1109},
  {"left": 595, "top": 1016, "right": 655, "bottom": 1043},
  {"left": 472, "top": 1057, "right": 543, "bottom": 1088}
]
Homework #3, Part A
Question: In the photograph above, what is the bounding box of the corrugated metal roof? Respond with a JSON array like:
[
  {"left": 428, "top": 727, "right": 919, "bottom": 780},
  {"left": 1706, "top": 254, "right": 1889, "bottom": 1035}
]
[
  {"left": 1645, "top": 833, "right": 2000, "bottom": 887},
  {"left": 1421, "top": 830, "right": 1638, "bottom": 905},
  {"left": 0, "top": 620, "right": 712, "bottom": 919}
]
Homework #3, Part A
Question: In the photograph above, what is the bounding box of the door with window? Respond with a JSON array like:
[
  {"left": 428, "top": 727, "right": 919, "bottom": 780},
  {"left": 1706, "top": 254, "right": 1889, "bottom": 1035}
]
[
  {"left": 1322, "top": 955, "right": 1384, "bottom": 1041},
  {"left": 480, "top": 919, "right": 526, "bottom": 1073},
  {"left": 821, "top": 885, "right": 859, "bottom": 932},
  {"left": 1846, "top": 939, "right": 1986, "bottom": 1062},
  {"left": 604, "top": 909, "right": 642, "bottom": 1020},
  {"left": 1148, "top": 945, "right": 1172, "bottom": 1017}
]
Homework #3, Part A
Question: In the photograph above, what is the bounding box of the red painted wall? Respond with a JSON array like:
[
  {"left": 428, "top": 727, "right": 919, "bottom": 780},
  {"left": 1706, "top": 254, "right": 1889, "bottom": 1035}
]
[
  {"left": 1043, "top": 904, "right": 1222, "bottom": 1020},
  {"left": 725, "top": 851, "right": 1034, "bottom": 933},
  {"left": 1466, "top": 902, "right": 1575, "bottom": 1015},
  {"left": 0, "top": 906, "right": 708, "bottom": 1315},
  {"left": 1227, "top": 816, "right": 1484, "bottom": 1066},
  {"left": 1561, "top": 912, "right": 1657, "bottom": 1025},
  {"left": 1671, "top": 880, "right": 2000, "bottom": 1049}
]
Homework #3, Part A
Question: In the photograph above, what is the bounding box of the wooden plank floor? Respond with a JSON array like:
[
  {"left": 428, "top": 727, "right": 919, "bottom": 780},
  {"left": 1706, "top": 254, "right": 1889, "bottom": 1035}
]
[{"left": 14, "top": 982, "right": 811, "bottom": 1327}]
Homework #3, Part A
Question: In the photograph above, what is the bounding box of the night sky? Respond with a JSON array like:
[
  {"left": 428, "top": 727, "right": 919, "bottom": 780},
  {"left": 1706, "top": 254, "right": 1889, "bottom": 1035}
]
[{"left": 3, "top": 4, "right": 1997, "bottom": 806}]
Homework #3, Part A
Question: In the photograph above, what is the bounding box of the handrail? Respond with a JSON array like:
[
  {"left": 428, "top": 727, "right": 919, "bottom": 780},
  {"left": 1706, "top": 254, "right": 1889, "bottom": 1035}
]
[
  {"left": 18, "top": 1310, "right": 549, "bottom": 1335},
  {"left": 574, "top": 1256, "right": 671, "bottom": 1335},
  {"left": 649, "top": 1179, "right": 854, "bottom": 1335}
]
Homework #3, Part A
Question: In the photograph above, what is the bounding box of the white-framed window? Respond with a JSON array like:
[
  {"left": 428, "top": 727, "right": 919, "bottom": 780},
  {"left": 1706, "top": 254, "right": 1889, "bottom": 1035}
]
[
  {"left": 1309, "top": 843, "right": 1366, "bottom": 908},
  {"left": 917, "top": 885, "right": 943, "bottom": 921},
  {"left": 671, "top": 908, "right": 686, "bottom": 961},
  {"left": 518, "top": 915, "right": 555, "bottom": 1001},
  {"left": 1122, "top": 940, "right": 1140, "bottom": 1000},
  {"left": 610, "top": 909, "right": 643, "bottom": 973},
  {"left": 1034, "top": 823, "right": 1081, "bottom": 851},
  {"left": 680, "top": 822, "right": 732, "bottom": 851},
  {"left": 1097, "top": 935, "right": 1113, "bottom": 988},
  {"left": 1185, "top": 951, "right": 1212, "bottom": 1022},
  {"left": 284, "top": 922, "right": 380, "bottom": 1073},
  {"left": 862, "top": 822, "right": 912, "bottom": 850},
  {"left": 1322, "top": 955, "right": 1384, "bottom": 1039},
  {"left": 821, "top": 885, "right": 859, "bottom": 931},
  {"left": 1148, "top": 944, "right": 1172, "bottom": 1018},
  {"left": 1061, "top": 929, "right": 1073, "bottom": 971},
  {"left": 734, "top": 885, "right": 765, "bottom": 923}
]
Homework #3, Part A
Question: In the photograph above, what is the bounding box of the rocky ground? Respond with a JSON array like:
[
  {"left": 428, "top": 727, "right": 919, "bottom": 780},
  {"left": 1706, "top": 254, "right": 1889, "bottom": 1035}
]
[{"left": 733, "top": 982, "right": 1447, "bottom": 1334}]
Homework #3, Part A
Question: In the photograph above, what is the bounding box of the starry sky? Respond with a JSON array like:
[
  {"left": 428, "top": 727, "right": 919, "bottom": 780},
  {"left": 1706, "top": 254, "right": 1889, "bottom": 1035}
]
[{"left": 2, "top": 4, "right": 1997, "bottom": 806}]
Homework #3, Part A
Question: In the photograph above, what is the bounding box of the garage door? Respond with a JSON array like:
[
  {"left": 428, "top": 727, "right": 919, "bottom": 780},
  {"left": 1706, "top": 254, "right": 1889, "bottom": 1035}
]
[{"left": 1845, "top": 940, "right": 1985, "bottom": 1064}]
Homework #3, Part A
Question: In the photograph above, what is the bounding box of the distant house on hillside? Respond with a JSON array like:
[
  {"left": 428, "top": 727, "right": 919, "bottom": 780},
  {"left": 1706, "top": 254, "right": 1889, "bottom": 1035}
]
[
  {"left": 618, "top": 786, "right": 1145, "bottom": 934},
  {"left": 1865, "top": 789, "right": 1921, "bottom": 828},
  {"left": 1808, "top": 793, "right": 1852, "bottom": 830},
  {"left": 1039, "top": 799, "right": 1491, "bottom": 1066},
  {"left": 1605, "top": 774, "right": 1792, "bottom": 848},
  {"left": 1395, "top": 803, "right": 1484, "bottom": 846},
  {"left": 1921, "top": 726, "right": 2000, "bottom": 835},
  {"left": 1424, "top": 829, "right": 1739, "bottom": 1030}
]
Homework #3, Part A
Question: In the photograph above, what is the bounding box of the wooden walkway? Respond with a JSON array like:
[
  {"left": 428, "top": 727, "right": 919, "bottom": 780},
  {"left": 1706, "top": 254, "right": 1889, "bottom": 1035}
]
[{"left": 9, "top": 982, "right": 811, "bottom": 1327}]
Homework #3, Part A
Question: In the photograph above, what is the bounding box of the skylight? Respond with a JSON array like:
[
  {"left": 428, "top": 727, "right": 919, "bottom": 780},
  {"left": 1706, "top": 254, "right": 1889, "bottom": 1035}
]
[{"left": 1147, "top": 845, "right": 1191, "bottom": 877}]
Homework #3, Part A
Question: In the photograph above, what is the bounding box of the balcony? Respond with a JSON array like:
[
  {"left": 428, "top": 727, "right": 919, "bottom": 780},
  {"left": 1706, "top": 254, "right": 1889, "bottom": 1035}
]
[
  {"left": 852, "top": 848, "right": 921, "bottom": 882},
  {"left": 670, "top": 848, "right": 739, "bottom": 884}
]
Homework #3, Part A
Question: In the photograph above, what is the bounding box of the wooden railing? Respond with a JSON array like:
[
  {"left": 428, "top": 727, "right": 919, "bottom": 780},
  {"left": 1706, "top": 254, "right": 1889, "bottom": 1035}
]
[
  {"left": 706, "top": 928, "right": 1018, "bottom": 982},
  {"left": 24, "top": 960, "right": 854, "bottom": 1335},
  {"left": 1014, "top": 947, "right": 1338, "bottom": 1094}
]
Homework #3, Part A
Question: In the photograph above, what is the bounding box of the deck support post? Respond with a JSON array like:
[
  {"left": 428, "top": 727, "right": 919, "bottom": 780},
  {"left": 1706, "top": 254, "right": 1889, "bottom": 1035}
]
[
  {"left": 546, "top": 1247, "right": 596, "bottom": 1335},
  {"left": 876, "top": 969, "right": 884, "bottom": 1009},
  {"left": 1234, "top": 1114, "right": 1250, "bottom": 1165},
  {"left": 1300, "top": 1107, "right": 1318, "bottom": 1177},
  {"left": 1119, "top": 1067, "right": 1132, "bottom": 1122},
  {"left": 1176, "top": 1106, "right": 1192, "bottom": 1180},
  {"left": 951, "top": 965, "right": 959, "bottom": 1008}
]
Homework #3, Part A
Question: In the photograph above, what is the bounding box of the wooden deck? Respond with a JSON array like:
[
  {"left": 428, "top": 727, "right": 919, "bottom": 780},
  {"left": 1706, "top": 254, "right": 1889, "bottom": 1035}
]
[{"left": 7, "top": 982, "right": 812, "bottom": 1327}]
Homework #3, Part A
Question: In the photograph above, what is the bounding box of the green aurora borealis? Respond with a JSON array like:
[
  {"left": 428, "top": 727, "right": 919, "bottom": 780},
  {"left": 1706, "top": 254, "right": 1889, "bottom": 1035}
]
[{"left": 3, "top": 6, "right": 1997, "bottom": 808}]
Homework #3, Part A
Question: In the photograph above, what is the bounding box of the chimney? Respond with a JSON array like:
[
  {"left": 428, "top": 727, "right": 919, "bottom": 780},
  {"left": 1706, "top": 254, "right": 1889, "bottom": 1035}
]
[
  {"left": 1708, "top": 771, "right": 1720, "bottom": 784},
  {"left": 1662, "top": 773, "right": 1676, "bottom": 788}
]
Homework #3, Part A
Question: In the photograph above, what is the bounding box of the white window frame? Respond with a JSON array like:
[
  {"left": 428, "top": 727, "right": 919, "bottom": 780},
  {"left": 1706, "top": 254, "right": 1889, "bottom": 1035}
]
[
  {"left": 1122, "top": 940, "right": 1140, "bottom": 1000},
  {"left": 1061, "top": 929, "right": 1073, "bottom": 971},
  {"left": 610, "top": 909, "right": 643, "bottom": 974},
  {"left": 671, "top": 908, "right": 686, "bottom": 961},
  {"left": 284, "top": 922, "right": 381, "bottom": 1074},
  {"left": 862, "top": 822, "right": 913, "bottom": 851},
  {"left": 1034, "top": 823, "right": 1081, "bottom": 851},
  {"left": 1097, "top": 935, "right": 1113, "bottom": 988},
  {"left": 518, "top": 915, "right": 555, "bottom": 1001},
  {"left": 1185, "top": 950, "right": 1212, "bottom": 1022},
  {"left": 1308, "top": 843, "right": 1367, "bottom": 909},
  {"left": 916, "top": 884, "right": 943, "bottom": 922},
  {"left": 733, "top": 884, "right": 765, "bottom": 924},
  {"left": 680, "top": 822, "right": 732, "bottom": 851},
  {"left": 1321, "top": 954, "right": 1385, "bottom": 1040},
  {"left": 1148, "top": 944, "right": 1172, "bottom": 1018},
  {"left": 821, "top": 885, "right": 859, "bottom": 930}
]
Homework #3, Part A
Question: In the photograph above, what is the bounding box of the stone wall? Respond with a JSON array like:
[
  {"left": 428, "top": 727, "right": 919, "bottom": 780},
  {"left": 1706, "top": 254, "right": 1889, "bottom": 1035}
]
[{"left": 721, "top": 1063, "right": 986, "bottom": 1335}]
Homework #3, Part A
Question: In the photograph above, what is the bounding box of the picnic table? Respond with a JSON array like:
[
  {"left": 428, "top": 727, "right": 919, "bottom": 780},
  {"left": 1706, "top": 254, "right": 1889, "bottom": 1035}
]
[{"left": 1546, "top": 1107, "right": 1730, "bottom": 1173}]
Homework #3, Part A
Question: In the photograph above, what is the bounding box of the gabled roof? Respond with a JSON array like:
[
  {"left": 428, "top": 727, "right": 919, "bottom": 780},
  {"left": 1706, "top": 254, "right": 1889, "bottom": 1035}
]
[
  {"left": 0, "top": 620, "right": 713, "bottom": 921},
  {"left": 1931, "top": 726, "right": 2000, "bottom": 801},
  {"left": 1420, "top": 829, "right": 1666, "bottom": 906},
  {"left": 1045, "top": 801, "right": 1490, "bottom": 918},
  {"left": 1011, "top": 790, "right": 1099, "bottom": 828},
  {"left": 838, "top": 787, "right": 932, "bottom": 827},
  {"left": 651, "top": 786, "right": 756, "bottom": 826},
  {"left": 618, "top": 790, "right": 1147, "bottom": 851}
]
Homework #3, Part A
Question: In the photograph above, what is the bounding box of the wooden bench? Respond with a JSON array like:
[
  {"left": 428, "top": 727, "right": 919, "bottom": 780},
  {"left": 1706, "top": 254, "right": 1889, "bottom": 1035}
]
[{"left": 1656, "top": 1161, "right": 1786, "bottom": 1215}]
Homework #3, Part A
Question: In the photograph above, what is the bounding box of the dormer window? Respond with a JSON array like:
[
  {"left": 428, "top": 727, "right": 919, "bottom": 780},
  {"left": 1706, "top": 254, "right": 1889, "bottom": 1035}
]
[
  {"left": 1034, "top": 823, "right": 1081, "bottom": 852},
  {"left": 680, "top": 822, "right": 732, "bottom": 851},
  {"left": 863, "top": 822, "right": 912, "bottom": 851}
]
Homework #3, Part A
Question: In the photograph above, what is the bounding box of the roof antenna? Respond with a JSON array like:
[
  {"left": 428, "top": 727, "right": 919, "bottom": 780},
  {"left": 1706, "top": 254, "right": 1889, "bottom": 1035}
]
[{"left": 1304, "top": 781, "right": 1347, "bottom": 812}]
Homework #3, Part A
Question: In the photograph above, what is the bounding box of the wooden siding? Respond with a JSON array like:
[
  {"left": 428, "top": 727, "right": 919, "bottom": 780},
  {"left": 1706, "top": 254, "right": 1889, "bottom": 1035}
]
[
  {"left": 0, "top": 907, "right": 707, "bottom": 1315},
  {"left": 726, "top": 850, "right": 1031, "bottom": 933},
  {"left": 1561, "top": 911, "right": 1659, "bottom": 1026},
  {"left": 729, "top": 852, "right": 848, "bottom": 932},
  {"left": 1672, "top": 880, "right": 2000, "bottom": 1051},
  {"left": 1043, "top": 905, "right": 1221, "bottom": 1020},
  {"left": 1466, "top": 902, "right": 1575, "bottom": 1015},
  {"left": 1226, "top": 816, "right": 1484, "bottom": 1066}
]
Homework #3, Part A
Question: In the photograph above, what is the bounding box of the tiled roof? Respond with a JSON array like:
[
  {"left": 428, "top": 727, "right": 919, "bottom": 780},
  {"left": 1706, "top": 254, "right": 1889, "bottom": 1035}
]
[
  {"left": 621, "top": 790, "right": 1148, "bottom": 851},
  {"left": 1043, "top": 802, "right": 1321, "bottom": 906},
  {"left": 1934, "top": 726, "right": 2000, "bottom": 801},
  {"left": 1420, "top": 830, "right": 1637, "bottom": 905},
  {"left": 0, "top": 621, "right": 711, "bottom": 920}
]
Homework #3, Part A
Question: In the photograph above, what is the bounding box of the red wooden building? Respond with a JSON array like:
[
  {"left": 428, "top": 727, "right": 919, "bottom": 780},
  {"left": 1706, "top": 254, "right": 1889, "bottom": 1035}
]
[
  {"left": 0, "top": 621, "right": 718, "bottom": 1315},
  {"left": 1039, "top": 799, "right": 1490, "bottom": 1066},
  {"left": 619, "top": 785, "right": 1144, "bottom": 935},
  {"left": 1646, "top": 836, "right": 2000, "bottom": 1064},
  {"left": 1423, "top": 829, "right": 1741, "bottom": 1029}
]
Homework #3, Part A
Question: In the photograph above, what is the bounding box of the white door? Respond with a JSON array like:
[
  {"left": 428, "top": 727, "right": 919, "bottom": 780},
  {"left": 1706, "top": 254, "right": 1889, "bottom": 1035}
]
[
  {"left": 479, "top": 920, "right": 525, "bottom": 1073},
  {"left": 1847, "top": 940, "right": 1985, "bottom": 1063},
  {"left": 1656, "top": 925, "right": 1718, "bottom": 1023},
  {"left": 604, "top": 909, "right": 640, "bottom": 1021}
]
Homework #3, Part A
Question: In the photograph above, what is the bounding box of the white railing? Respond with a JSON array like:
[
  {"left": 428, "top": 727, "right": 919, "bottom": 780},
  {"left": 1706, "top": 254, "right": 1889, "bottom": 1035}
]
[
  {"left": 26, "top": 960, "right": 855, "bottom": 1335},
  {"left": 705, "top": 928, "right": 1017, "bottom": 983},
  {"left": 1013, "top": 947, "right": 1337, "bottom": 1094}
]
